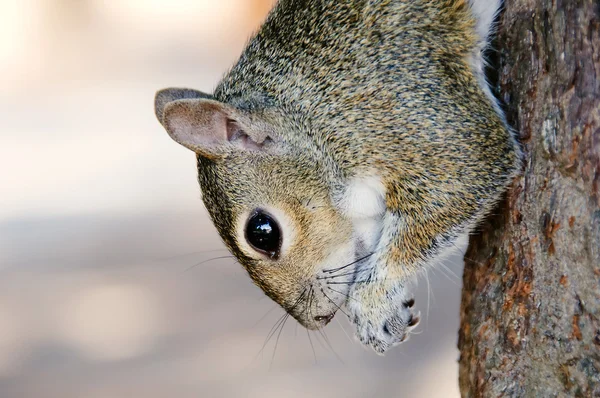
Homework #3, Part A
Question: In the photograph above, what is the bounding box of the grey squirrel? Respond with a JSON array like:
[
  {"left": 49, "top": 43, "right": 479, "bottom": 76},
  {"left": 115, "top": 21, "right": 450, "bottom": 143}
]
[{"left": 154, "top": 0, "right": 520, "bottom": 354}]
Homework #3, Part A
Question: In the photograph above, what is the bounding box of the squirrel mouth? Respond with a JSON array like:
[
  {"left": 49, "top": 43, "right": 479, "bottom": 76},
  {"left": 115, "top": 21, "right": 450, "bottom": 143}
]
[{"left": 313, "top": 312, "right": 335, "bottom": 326}]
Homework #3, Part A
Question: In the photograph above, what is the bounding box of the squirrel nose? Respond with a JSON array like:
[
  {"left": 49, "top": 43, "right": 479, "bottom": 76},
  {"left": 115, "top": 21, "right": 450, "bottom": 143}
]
[{"left": 314, "top": 313, "right": 335, "bottom": 325}]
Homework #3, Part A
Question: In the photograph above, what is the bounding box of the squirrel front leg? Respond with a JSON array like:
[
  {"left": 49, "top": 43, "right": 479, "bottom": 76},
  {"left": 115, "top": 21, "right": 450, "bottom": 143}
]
[{"left": 347, "top": 212, "right": 430, "bottom": 354}]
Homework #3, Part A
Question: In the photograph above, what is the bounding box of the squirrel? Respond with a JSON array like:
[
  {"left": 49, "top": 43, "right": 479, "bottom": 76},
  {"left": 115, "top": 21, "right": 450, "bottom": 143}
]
[{"left": 154, "top": 0, "right": 520, "bottom": 354}]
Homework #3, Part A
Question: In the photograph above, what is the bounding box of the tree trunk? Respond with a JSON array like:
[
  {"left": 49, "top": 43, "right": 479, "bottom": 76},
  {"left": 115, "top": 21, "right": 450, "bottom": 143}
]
[{"left": 458, "top": 1, "right": 600, "bottom": 396}]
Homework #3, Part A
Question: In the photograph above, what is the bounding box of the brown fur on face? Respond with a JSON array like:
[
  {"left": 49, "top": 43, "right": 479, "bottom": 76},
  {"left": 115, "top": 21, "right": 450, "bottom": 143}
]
[{"left": 197, "top": 151, "right": 356, "bottom": 329}]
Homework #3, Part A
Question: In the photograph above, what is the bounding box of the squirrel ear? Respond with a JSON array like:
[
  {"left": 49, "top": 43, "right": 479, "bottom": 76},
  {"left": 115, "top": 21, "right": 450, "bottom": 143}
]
[
  {"left": 156, "top": 88, "right": 271, "bottom": 155},
  {"left": 161, "top": 98, "right": 230, "bottom": 154},
  {"left": 154, "top": 88, "right": 213, "bottom": 123}
]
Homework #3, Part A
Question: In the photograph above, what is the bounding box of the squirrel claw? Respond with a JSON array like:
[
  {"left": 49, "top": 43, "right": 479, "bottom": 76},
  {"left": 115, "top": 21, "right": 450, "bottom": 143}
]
[{"left": 348, "top": 290, "right": 419, "bottom": 354}]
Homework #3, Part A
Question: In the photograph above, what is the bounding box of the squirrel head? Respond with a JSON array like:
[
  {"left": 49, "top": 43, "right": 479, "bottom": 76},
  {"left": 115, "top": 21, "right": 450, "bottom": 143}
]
[{"left": 155, "top": 88, "right": 368, "bottom": 329}]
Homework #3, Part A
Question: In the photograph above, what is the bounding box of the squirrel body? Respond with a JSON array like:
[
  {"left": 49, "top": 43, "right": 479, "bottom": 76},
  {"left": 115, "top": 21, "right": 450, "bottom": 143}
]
[{"left": 155, "top": 0, "right": 520, "bottom": 354}]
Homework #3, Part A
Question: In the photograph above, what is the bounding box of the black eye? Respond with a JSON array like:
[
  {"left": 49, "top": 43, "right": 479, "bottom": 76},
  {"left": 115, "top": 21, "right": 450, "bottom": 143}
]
[{"left": 245, "top": 211, "right": 282, "bottom": 259}]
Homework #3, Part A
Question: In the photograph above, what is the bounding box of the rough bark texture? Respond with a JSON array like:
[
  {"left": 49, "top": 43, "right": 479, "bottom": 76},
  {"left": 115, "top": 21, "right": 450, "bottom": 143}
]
[{"left": 459, "top": 1, "right": 600, "bottom": 397}]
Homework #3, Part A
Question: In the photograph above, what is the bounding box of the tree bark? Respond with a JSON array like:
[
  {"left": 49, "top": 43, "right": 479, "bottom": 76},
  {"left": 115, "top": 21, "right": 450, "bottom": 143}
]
[{"left": 458, "top": 1, "right": 600, "bottom": 397}]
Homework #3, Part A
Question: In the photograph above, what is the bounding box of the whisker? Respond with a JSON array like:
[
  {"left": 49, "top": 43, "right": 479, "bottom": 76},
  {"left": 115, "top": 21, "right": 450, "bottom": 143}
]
[
  {"left": 270, "top": 312, "right": 290, "bottom": 370},
  {"left": 307, "top": 287, "right": 315, "bottom": 321},
  {"left": 308, "top": 287, "right": 344, "bottom": 363},
  {"left": 335, "top": 317, "right": 353, "bottom": 343},
  {"left": 424, "top": 268, "right": 432, "bottom": 331},
  {"left": 445, "top": 237, "right": 489, "bottom": 268},
  {"left": 305, "top": 287, "right": 318, "bottom": 364},
  {"left": 184, "top": 255, "right": 236, "bottom": 272},
  {"left": 257, "top": 311, "right": 289, "bottom": 361},
  {"left": 322, "top": 253, "right": 374, "bottom": 274},
  {"left": 435, "top": 261, "right": 460, "bottom": 286},
  {"left": 326, "top": 280, "right": 371, "bottom": 285},
  {"left": 327, "top": 286, "right": 359, "bottom": 303},
  {"left": 314, "top": 327, "right": 344, "bottom": 364},
  {"left": 262, "top": 312, "right": 289, "bottom": 353},
  {"left": 256, "top": 289, "right": 307, "bottom": 362},
  {"left": 318, "top": 328, "right": 338, "bottom": 358},
  {"left": 162, "top": 249, "right": 229, "bottom": 261},
  {"left": 251, "top": 306, "right": 278, "bottom": 329},
  {"left": 290, "top": 288, "right": 309, "bottom": 312},
  {"left": 321, "top": 289, "right": 350, "bottom": 318},
  {"left": 317, "top": 267, "right": 373, "bottom": 280},
  {"left": 312, "top": 330, "right": 328, "bottom": 352},
  {"left": 439, "top": 260, "right": 461, "bottom": 281},
  {"left": 306, "top": 329, "right": 317, "bottom": 364},
  {"left": 295, "top": 319, "right": 299, "bottom": 337},
  {"left": 315, "top": 304, "right": 344, "bottom": 363}
]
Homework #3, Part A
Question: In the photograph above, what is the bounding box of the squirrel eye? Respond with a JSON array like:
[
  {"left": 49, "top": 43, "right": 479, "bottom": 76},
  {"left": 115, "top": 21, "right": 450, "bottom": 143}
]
[{"left": 245, "top": 211, "right": 282, "bottom": 259}]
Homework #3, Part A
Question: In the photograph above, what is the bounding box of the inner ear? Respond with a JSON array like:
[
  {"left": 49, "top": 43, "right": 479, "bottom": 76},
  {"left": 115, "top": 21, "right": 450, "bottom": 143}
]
[
  {"left": 160, "top": 97, "right": 272, "bottom": 155},
  {"left": 226, "top": 118, "right": 270, "bottom": 151}
]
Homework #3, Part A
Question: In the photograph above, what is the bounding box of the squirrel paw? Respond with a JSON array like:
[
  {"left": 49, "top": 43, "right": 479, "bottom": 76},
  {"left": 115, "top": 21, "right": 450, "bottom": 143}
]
[{"left": 347, "top": 287, "right": 419, "bottom": 354}]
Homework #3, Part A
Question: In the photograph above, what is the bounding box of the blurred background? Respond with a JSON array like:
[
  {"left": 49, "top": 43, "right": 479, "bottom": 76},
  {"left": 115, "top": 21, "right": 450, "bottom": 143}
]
[{"left": 0, "top": 1, "right": 463, "bottom": 397}]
